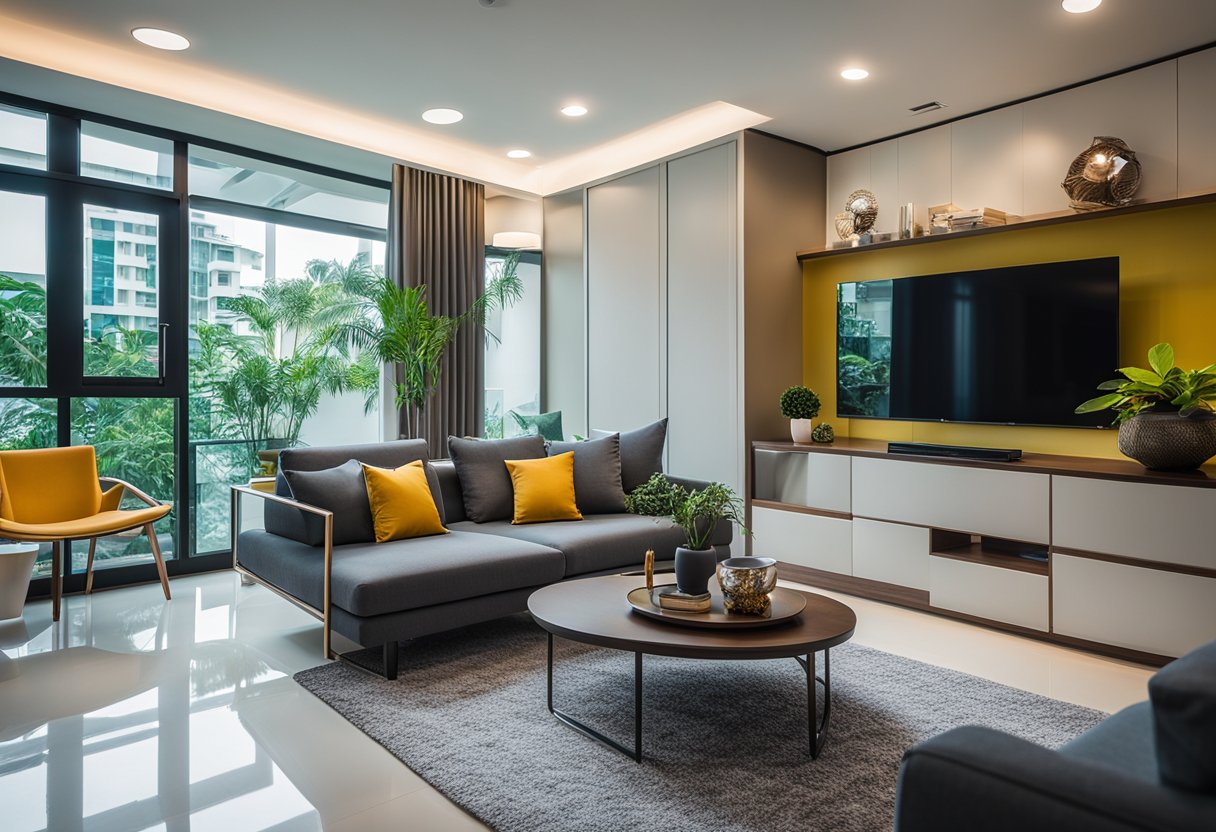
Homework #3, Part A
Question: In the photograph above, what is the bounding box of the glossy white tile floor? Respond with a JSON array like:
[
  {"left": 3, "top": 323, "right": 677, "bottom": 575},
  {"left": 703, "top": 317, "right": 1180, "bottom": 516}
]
[{"left": 0, "top": 571, "right": 1154, "bottom": 831}]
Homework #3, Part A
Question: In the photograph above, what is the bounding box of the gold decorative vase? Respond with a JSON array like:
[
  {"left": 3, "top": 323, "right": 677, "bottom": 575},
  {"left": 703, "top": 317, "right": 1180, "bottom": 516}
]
[{"left": 716, "top": 557, "right": 778, "bottom": 616}]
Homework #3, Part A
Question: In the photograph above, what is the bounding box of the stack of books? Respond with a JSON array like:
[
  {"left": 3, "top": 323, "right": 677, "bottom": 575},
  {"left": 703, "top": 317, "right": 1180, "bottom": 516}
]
[
  {"left": 654, "top": 587, "right": 711, "bottom": 613},
  {"left": 930, "top": 207, "right": 1008, "bottom": 233}
]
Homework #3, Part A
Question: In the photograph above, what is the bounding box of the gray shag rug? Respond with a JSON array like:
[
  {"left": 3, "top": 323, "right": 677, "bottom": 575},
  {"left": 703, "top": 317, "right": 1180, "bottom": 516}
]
[{"left": 294, "top": 614, "right": 1104, "bottom": 832}]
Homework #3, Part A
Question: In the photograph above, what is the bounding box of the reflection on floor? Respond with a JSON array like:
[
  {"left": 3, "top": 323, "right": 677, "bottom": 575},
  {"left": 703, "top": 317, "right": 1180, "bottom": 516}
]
[{"left": 0, "top": 571, "right": 1154, "bottom": 831}]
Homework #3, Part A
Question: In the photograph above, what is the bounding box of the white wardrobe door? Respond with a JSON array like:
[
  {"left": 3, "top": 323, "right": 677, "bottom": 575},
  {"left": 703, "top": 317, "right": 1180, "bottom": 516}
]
[
  {"left": 587, "top": 166, "right": 662, "bottom": 432},
  {"left": 666, "top": 142, "right": 739, "bottom": 489}
]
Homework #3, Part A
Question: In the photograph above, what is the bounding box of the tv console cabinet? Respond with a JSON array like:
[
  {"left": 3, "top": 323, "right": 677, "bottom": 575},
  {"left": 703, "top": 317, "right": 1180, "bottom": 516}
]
[{"left": 750, "top": 438, "right": 1216, "bottom": 665}]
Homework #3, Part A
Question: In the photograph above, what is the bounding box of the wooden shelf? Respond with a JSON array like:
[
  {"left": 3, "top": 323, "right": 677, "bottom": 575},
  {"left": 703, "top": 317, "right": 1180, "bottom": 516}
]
[
  {"left": 749, "top": 498, "right": 850, "bottom": 521},
  {"left": 931, "top": 543, "right": 1049, "bottom": 576},
  {"left": 795, "top": 192, "right": 1216, "bottom": 262}
]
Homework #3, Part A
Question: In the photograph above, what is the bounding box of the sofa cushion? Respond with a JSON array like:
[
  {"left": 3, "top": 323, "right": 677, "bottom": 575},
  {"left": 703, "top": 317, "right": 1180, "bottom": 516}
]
[
  {"left": 510, "top": 409, "right": 564, "bottom": 441},
  {"left": 548, "top": 434, "right": 627, "bottom": 515},
  {"left": 451, "top": 512, "right": 731, "bottom": 577},
  {"left": 592, "top": 418, "right": 667, "bottom": 491},
  {"left": 236, "top": 528, "right": 564, "bottom": 616},
  {"left": 1059, "top": 701, "right": 1159, "bottom": 783},
  {"left": 282, "top": 460, "right": 374, "bottom": 546},
  {"left": 267, "top": 440, "right": 444, "bottom": 545},
  {"left": 505, "top": 452, "right": 583, "bottom": 525},
  {"left": 1149, "top": 639, "right": 1216, "bottom": 792},
  {"left": 362, "top": 461, "right": 447, "bottom": 543},
  {"left": 448, "top": 434, "right": 547, "bottom": 523}
]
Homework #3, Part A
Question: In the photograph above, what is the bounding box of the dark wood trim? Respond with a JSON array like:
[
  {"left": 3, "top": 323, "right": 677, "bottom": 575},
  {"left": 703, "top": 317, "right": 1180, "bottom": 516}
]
[
  {"left": 776, "top": 561, "right": 1170, "bottom": 668},
  {"left": 751, "top": 439, "right": 1216, "bottom": 489},
  {"left": 751, "top": 499, "right": 851, "bottom": 522},
  {"left": 826, "top": 42, "right": 1216, "bottom": 156},
  {"left": 930, "top": 545, "right": 1049, "bottom": 576},
  {"left": 777, "top": 563, "right": 929, "bottom": 608},
  {"left": 1052, "top": 547, "right": 1216, "bottom": 580},
  {"left": 797, "top": 191, "right": 1216, "bottom": 261},
  {"left": 744, "top": 128, "right": 827, "bottom": 157}
]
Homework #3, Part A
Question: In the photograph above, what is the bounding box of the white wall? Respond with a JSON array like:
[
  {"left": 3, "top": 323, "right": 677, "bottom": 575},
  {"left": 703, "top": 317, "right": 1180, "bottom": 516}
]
[
  {"left": 825, "top": 49, "right": 1216, "bottom": 238},
  {"left": 485, "top": 195, "right": 543, "bottom": 247}
]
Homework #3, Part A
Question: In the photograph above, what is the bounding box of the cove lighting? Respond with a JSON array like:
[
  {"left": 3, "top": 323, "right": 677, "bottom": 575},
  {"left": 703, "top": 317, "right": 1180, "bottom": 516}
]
[
  {"left": 840, "top": 67, "right": 869, "bottom": 81},
  {"left": 507, "top": 149, "right": 532, "bottom": 159},
  {"left": 131, "top": 27, "right": 190, "bottom": 51},
  {"left": 422, "top": 108, "right": 463, "bottom": 125},
  {"left": 1062, "top": 0, "right": 1101, "bottom": 12},
  {"left": 561, "top": 104, "right": 588, "bottom": 117}
]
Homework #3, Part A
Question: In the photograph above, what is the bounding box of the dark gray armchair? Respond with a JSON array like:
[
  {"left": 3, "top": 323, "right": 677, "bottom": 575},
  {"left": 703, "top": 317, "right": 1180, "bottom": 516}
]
[{"left": 894, "top": 641, "right": 1216, "bottom": 832}]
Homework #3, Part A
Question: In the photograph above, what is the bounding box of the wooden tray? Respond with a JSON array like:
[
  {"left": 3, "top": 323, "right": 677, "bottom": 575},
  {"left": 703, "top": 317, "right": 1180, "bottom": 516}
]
[{"left": 626, "top": 583, "right": 806, "bottom": 629}]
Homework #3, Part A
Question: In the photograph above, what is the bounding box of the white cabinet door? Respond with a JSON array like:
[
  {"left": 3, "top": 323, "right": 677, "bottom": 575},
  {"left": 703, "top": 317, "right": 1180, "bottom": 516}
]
[
  {"left": 667, "top": 143, "right": 739, "bottom": 491},
  {"left": 1052, "top": 476, "right": 1216, "bottom": 570},
  {"left": 930, "top": 556, "right": 1048, "bottom": 632},
  {"left": 852, "top": 457, "right": 1050, "bottom": 543},
  {"left": 753, "top": 450, "right": 851, "bottom": 514},
  {"left": 752, "top": 506, "right": 852, "bottom": 575},
  {"left": 1053, "top": 554, "right": 1216, "bottom": 657},
  {"left": 587, "top": 166, "right": 662, "bottom": 433},
  {"left": 852, "top": 518, "right": 930, "bottom": 590}
]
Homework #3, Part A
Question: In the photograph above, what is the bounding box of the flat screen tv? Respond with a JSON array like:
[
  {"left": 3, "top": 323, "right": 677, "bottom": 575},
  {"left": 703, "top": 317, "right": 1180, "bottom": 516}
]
[{"left": 836, "top": 257, "right": 1119, "bottom": 428}]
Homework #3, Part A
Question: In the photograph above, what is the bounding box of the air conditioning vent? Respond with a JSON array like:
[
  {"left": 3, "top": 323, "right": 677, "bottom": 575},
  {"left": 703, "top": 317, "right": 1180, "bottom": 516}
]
[{"left": 909, "top": 101, "right": 946, "bottom": 115}]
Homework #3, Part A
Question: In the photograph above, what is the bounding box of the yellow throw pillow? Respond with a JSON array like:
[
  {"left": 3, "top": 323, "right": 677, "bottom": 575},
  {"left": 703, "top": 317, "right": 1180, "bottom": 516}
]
[
  {"left": 361, "top": 461, "right": 448, "bottom": 543},
  {"left": 504, "top": 452, "right": 583, "bottom": 525}
]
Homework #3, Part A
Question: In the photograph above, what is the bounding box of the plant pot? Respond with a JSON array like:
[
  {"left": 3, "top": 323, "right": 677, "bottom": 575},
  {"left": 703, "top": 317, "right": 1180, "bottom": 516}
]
[
  {"left": 790, "top": 418, "right": 813, "bottom": 444},
  {"left": 1117, "top": 411, "right": 1216, "bottom": 471},
  {"left": 674, "top": 546, "right": 718, "bottom": 596},
  {"left": 0, "top": 543, "right": 38, "bottom": 620},
  {"left": 716, "top": 557, "right": 778, "bottom": 615}
]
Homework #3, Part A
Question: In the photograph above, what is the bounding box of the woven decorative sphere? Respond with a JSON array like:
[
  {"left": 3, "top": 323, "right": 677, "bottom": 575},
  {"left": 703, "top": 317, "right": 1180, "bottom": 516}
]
[
  {"left": 844, "top": 189, "right": 878, "bottom": 235},
  {"left": 1062, "top": 136, "right": 1142, "bottom": 211}
]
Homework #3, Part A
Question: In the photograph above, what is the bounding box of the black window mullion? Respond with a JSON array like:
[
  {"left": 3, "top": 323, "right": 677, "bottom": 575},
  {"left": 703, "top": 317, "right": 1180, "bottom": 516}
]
[{"left": 46, "top": 113, "right": 78, "bottom": 176}]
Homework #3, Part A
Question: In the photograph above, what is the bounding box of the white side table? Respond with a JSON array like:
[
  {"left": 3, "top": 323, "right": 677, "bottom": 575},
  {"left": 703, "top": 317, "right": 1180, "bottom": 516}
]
[{"left": 0, "top": 543, "right": 39, "bottom": 620}]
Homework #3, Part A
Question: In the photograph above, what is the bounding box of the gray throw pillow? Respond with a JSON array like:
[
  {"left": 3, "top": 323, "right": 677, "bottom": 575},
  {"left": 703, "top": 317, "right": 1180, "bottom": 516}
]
[
  {"left": 1148, "top": 639, "right": 1216, "bottom": 792},
  {"left": 548, "top": 434, "right": 626, "bottom": 514},
  {"left": 448, "top": 435, "right": 547, "bottom": 523},
  {"left": 592, "top": 418, "right": 667, "bottom": 491},
  {"left": 283, "top": 459, "right": 374, "bottom": 546}
]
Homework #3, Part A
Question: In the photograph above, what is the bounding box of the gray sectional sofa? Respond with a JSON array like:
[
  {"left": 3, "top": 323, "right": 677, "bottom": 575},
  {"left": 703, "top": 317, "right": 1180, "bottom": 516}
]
[{"left": 232, "top": 433, "right": 730, "bottom": 679}]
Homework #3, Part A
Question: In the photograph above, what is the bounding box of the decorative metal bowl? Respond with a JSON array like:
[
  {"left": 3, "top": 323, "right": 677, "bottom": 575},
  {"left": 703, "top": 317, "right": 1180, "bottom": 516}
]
[{"left": 716, "top": 557, "right": 778, "bottom": 616}]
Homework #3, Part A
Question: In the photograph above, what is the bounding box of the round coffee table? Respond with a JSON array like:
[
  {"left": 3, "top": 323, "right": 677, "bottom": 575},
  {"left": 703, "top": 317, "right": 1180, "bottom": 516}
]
[{"left": 528, "top": 574, "right": 856, "bottom": 762}]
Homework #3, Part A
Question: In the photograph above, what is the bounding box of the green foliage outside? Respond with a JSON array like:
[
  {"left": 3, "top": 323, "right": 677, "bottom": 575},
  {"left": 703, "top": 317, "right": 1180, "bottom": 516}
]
[
  {"left": 1075, "top": 342, "right": 1216, "bottom": 425},
  {"left": 837, "top": 284, "right": 892, "bottom": 417}
]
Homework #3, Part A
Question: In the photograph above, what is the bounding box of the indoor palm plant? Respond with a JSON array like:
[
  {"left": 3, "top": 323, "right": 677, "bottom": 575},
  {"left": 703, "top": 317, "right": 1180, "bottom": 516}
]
[
  {"left": 780, "top": 385, "right": 820, "bottom": 444},
  {"left": 1075, "top": 342, "right": 1216, "bottom": 470}
]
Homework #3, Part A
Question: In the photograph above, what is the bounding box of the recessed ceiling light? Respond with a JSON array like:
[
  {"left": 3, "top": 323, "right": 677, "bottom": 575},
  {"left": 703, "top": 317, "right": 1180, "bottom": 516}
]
[
  {"left": 561, "top": 104, "right": 588, "bottom": 117},
  {"left": 131, "top": 27, "right": 190, "bottom": 51},
  {"left": 422, "top": 108, "right": 463, "bottom": 125},
  {"left": 507, "top": 149, "right": 532, "bottom": 159},
  {"left": 1062, "top": 0, "right": 1101, "bottom": 12},
  {"left": 841, "top": 67, "right": 869, "bottom": 81}
]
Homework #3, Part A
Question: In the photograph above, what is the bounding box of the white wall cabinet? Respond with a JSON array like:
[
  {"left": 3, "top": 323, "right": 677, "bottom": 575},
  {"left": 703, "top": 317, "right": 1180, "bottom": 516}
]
[
  {"left": 752, "top": 506, "right": 852, "bottom": 576},
  {"left": 929, "top": 555, "right": 1049, "bottom": 632},
  {"left": 852, "top": 518, "right": 929, "bottom": 590}
]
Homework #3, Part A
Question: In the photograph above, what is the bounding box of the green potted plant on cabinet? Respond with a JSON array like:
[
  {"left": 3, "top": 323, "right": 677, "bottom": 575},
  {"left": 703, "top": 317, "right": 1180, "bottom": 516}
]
[
  {"left": 780, "top": 385, "right": 820, "bottom": 444},
  {"left": 1075, "top": 342, "right": 1216, "bottom": 470}
]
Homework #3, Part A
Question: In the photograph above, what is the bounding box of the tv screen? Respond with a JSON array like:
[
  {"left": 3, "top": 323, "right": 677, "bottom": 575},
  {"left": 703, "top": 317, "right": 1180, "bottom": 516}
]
[{"left": 836, "top": 257, "right": 1119, "bottom": 428}]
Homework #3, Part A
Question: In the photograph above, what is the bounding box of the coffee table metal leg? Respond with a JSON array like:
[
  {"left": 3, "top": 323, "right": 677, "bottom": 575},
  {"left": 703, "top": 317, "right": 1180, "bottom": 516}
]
[
  {"left": 797, "top": 649, "right": 832, "bottom": 758},
  {"left": 546, "top": 631, "right": 644, "bottom": 762}
]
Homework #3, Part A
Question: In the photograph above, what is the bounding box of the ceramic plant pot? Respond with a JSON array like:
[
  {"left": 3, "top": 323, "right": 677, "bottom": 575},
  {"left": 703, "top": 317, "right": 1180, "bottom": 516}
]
[
  {"left": 1117, "top": 411, "right": 1216, "bottom": 471},
  {"left": 674, "top": 546, "right": 718, "bottom": 596},
  {"left": 716, "top": 557, "right": 778, "bottom": 615},
  {"left": 790, "top": 418, "right": 813, "bottom": 444}
]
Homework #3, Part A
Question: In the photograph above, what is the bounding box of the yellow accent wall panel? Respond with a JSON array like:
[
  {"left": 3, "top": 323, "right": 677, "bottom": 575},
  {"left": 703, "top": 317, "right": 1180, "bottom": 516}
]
[{"left": 802, "top": 202, "right": 1216, "bottom": 459}]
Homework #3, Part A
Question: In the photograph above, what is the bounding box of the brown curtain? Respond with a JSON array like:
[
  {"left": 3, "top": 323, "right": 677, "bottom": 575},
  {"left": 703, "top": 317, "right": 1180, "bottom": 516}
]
[{"left": 386, "top": 164, "right": 486, "bottom": 458}]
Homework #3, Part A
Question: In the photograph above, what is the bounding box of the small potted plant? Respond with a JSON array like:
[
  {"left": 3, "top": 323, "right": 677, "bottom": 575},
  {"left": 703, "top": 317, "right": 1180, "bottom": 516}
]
[
  {"left": 780, "top": 385, "right": 820, "bottom": 444},
  {"left": 1075, "top": 342, "right": 1216, "bottom": 470},
  {"left": 671, "top": 483, "right": 748, "bottom": 596}
]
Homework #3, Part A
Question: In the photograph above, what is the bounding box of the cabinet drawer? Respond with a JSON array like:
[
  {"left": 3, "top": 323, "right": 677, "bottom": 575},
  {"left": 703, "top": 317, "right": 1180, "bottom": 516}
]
[
  {"left": 852, "top": 457, "right": 1049, "bottom": 543},
  {"left": 751, "top": 506, "right": 851, "bottom": 575},
  {"left": 852, "top": 518, "right": 930, "bottom": 590},
  {"left": 1052, "top": 554, "right": 1216, "bottom": 657},
  {"left": 1052, "top": 476, "right": 1216, "bottom": 570},
  {"left": 753, "top": 450, "right": 851, "bottom": 513},
  {"left": 929, "top": 556, "right": 1048, "bottom": 631}
]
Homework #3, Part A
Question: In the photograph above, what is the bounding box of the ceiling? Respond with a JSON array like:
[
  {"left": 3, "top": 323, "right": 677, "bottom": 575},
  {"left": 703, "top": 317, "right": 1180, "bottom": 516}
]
[{"left": 0, "top": 1, "right": 1213, "bottom": 194}]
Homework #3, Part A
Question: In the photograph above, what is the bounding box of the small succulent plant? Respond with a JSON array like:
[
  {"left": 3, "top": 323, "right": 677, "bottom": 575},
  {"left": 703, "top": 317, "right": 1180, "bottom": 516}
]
[
  {"left": 811, "top": 423, "right": 835, "bottom": 443},
  {"left": 779, "top": 385, "right": 821, "bottom": 420}
]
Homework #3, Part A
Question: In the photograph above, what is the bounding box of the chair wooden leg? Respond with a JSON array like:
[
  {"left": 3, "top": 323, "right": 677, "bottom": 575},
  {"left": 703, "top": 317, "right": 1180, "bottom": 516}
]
[
  {"left": 51, "top": 541, "right": 61, "bottom": 622},
  {"left": 145, "top": 523, "right": 171, "bottom": 601},
  {"left": 84, "top": 538, "right": 98, "bottom": 594}
]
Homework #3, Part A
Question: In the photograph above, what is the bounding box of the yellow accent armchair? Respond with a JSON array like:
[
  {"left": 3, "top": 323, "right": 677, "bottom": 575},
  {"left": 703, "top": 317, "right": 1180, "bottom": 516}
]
[{"left": 0, "top": 446, "right": 172, "bottom": 620}]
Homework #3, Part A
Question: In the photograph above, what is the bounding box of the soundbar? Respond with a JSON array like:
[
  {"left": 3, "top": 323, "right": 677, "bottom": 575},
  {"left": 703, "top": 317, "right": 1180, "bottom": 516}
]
[{"left": 887, "top": 442, "right": 1022, "bottom": 462}]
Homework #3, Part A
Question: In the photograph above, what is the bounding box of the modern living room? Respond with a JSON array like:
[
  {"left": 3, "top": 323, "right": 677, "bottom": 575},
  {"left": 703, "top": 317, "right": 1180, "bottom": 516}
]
[{"left": 1, "top": 2, "right": 1215, "bottom": 830}]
